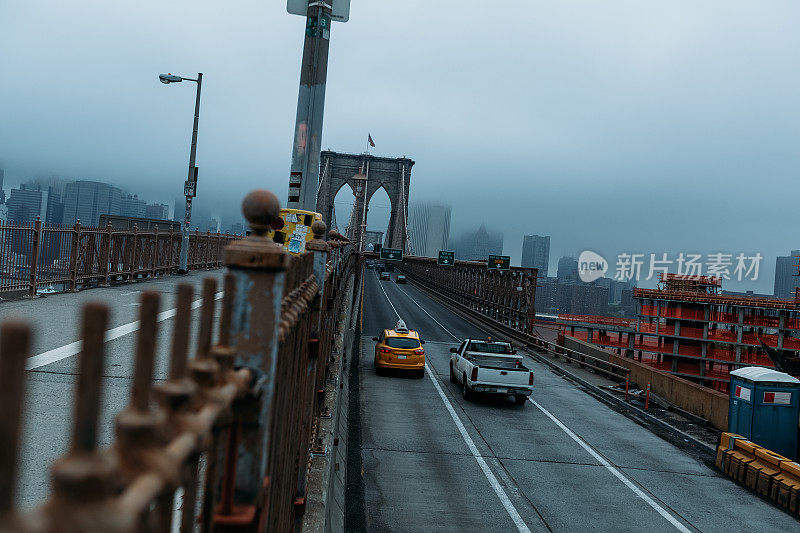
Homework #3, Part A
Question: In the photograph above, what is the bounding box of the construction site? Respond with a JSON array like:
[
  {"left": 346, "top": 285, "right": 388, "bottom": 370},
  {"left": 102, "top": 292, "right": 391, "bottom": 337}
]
[{"left": 560, "top": 273, "right": 800, "bottom": 393}]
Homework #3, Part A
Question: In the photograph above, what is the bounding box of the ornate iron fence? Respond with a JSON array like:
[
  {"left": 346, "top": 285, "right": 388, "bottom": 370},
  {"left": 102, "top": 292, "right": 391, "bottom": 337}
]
[
  {"left": 0, "top": 190, "right": 359, "bottom": 532},
  {"left": 396, "top": 254, "right": 537, "bottom": 334},
  {"left": 0, "top": 219, "right": 239, "bottom": 296}
]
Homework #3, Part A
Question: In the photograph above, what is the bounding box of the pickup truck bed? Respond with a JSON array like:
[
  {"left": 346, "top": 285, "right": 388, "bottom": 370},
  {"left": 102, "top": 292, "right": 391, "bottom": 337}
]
[{"left": 450, "top": 341, "right": 534, "bottom": 405}]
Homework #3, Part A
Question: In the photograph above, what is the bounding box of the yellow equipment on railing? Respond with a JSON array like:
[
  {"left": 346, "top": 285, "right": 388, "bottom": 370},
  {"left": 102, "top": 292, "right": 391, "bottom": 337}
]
[{"left": 267, "top": 208, "right": 323, "bottom": 255}]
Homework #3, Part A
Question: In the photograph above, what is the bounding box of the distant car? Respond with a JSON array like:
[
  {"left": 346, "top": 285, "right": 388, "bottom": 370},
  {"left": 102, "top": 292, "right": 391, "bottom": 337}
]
[
  {"left": 379, "top": 271, "right": 391, "bottom": 281},
  {"left": 395, "top": 274, "right": 407, "bottom": 284},
  {"left": 365, "top": 260, "right": 374, "bottom": 270},
  {"left": 373, "top": 320, "right": 425, "bottom": 377}
]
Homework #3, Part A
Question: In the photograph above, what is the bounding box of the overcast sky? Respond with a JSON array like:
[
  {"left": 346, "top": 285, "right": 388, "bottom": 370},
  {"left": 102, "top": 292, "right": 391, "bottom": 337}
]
[{"left": 2, "top": 1, "right": 800, "bottom": 293}]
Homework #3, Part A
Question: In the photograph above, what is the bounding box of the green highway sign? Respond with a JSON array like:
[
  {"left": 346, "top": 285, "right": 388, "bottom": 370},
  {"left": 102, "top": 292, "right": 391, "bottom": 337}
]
[
  {"left": 487, "top": 255, "right": 511, "bottom": 270},
  {"left": 437, "top": 250, "right": 455, "bottom": 266},
  {"left": 380, "top": 248, "right": 403, "bottom": 261}
]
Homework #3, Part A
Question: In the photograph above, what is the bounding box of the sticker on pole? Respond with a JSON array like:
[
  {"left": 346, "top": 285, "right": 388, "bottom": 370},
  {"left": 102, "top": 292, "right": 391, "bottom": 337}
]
[
  {"left": 288, "top": 235, "right": 305, "bottom": 254},
  {"left": 287, "top": 0, "right": 350, "bottom": 22},
  {"left": 763, "top": 391, "right": 791, "bottom": 405},
  {"left": 487, "top": 255, "right": 510, "bottom": 270},
  {"left": 438, "top": 250, "right": 454, "bottom": 266},
  {"left": 734, "top": 385, "right": 752, "bottom": 402}
]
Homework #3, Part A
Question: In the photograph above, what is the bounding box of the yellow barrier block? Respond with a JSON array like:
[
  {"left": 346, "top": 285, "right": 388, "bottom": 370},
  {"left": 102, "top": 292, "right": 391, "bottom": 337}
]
[
  {"left": 782, "top": 460, "right": 800, "bottom": 478},
  {"left": 727, "top": 450, "right": 757, "bottom": 483},
  {"left": 749, "top": 448, "right": 791, "bottom": 496},
  {"left": 744, "top": 458, "right": 781, "bottom": 495},
  {"left": 733, "top": 438, "right": 761, "bottom": 455},
  {"left": 716, "top": 446, "right": 728, "bottom": 471},
  {"left": 719, "top": 432, "right": 743, "bottom": 449},
  {"left": 716, "top": 433, "right": 745, "bottom": 471},
  {"left": 770, "top": 472, "right": 800, "bottom": 512},
  {"left": 755, "top": 447, "right": 789, "bottom": 467}
]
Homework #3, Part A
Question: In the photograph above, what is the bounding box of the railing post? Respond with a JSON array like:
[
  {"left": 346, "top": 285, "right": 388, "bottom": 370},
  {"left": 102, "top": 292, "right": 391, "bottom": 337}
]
[
  {"left": 68, "top": 220, "right": 81, "bottom": 292},
  {"left": 168, "top": 227, "right": 175, "bottom": 272},
  {"left": 0, "top": 321, "right": 31, "bottom": 529},
  {"left": 204, "top": 231, "right": 211, "bottom": 269},
  {"left": 130, "top": 223, "right": 138, "bottom": 281},
  {"left": 225, "top": 190, "right": 288, "bottom": 521},
  {"left": 194, "top": 229, "right": 199, "bottom": 271},
  {"left": 100, "top": 222, "right": 112, "bottom": 287},
  {"left": 27, "top": 217, "right": 42, "bottom": 298},
  {"left": 151, "top": 224, "right": 159, "bottom": 278},
  {"left": 43, "top": 303, "right": 121, "bottom": 531},
  {"left": 296, "top": 220, "right": 330, "bottom": 505}
]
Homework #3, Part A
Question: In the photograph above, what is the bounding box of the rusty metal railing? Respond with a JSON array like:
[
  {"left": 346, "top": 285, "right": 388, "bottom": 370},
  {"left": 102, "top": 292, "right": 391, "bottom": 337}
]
[
  {"left": 397, "top": 255, "right": 537, "bottom": 334},
  {"left": 0, "top": 189, "right": 359, "bottom": 532},
  {"left": 0, "top": 219, "right": 240, "bottom": 296},
  {"left": 395, "top": 255, "right": 630, "bottom": 381}
]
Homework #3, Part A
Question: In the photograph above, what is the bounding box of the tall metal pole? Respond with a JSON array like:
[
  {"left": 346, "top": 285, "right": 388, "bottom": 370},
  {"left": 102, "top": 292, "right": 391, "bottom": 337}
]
[
  {"left": 179, "top": 72, "right": 202, "bottom": 273},
  {"left": 287, "top": 1, "right": 332, "bottom": 212}
]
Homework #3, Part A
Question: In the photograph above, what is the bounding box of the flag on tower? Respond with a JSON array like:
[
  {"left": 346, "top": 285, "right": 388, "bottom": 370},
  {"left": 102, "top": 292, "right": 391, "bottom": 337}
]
[{"left": 368, "top": 133, "right": 375, "bottom": 147}]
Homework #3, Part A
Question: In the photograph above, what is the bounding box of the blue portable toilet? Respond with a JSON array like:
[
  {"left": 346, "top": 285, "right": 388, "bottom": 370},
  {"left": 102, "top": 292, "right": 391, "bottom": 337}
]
[{"left": 729, "top": 367, "right": 800, "bottom": 460}]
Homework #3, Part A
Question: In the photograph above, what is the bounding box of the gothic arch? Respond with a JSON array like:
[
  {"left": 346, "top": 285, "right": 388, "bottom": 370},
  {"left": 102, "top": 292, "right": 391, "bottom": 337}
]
[{"left": 317, "top": 151, "right": 415, "bottom": 251}]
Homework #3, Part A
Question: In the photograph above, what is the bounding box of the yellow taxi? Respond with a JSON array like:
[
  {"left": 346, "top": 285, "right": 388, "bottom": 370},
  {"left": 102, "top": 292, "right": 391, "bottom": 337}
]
[{"left": 372, "top": 320, "right": 426, "bottom": 377}]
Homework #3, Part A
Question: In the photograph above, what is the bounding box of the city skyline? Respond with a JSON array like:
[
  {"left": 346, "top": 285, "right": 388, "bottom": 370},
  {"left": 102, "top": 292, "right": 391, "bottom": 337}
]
[{"left": 4, "top": 2, "right": 800, "bottom": 294}]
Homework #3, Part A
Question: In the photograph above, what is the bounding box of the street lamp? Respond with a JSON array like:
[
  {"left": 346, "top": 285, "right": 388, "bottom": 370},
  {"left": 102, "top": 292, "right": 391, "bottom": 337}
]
[{"left": 159, "top": 72, "right": 202, "bottom": 274}]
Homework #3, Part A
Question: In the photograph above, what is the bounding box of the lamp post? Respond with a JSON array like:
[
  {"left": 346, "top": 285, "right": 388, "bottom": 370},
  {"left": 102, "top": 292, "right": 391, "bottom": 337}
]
[{"left": 159, "top": 72, "right": 202, "bottom": 274}]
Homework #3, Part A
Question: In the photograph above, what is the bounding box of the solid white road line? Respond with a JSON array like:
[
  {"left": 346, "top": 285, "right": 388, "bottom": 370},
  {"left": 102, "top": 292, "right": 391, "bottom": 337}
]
[
  {"left": 424, "top": 364, "right": 532, "bottom": 533},
  {"left": 26, "top": 291, "right": 224, "bottom": 370},
  {"left": 396, "top": 283, "right": 692, "bottom": 532},
  {"left": 395, "top": 285, "right": 460, "bottom": 341},
  {"left": 374, "top": 275, "right": 532, "bottom": 533},
  {"left": 528, "top": 398, "right": 691, "bottom": 532}
]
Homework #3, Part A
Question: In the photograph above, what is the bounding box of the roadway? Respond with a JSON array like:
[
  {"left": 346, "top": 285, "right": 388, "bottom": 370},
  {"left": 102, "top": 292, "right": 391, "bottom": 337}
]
[
  {"left": 354, "top": 269, "right": 797, "bottom": 532},
  {"left": 0, "top": 271, "right": 225, "bottom": 509}
]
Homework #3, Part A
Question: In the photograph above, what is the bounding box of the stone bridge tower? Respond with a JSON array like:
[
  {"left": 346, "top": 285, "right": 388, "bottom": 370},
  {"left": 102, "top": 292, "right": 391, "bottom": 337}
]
[{"left": 316, "top": 151, "right": 414, "bottom": 251}]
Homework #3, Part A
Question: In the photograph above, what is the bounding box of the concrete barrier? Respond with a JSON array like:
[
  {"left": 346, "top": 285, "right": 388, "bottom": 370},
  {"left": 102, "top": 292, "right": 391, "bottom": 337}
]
[
  {"left": 563, "top": 336, "right": 611, "bottom": 365},
  {"left": 561, "top": 336, "right": 729, "bottom": 430},
  {"left": 605, "top": 352, "right": 730, "bottom": 431}
]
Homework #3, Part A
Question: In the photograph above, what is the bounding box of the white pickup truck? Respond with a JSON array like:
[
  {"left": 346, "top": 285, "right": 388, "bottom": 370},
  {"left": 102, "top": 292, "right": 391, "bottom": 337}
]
[{"left": 450, "top": 338, "right": 533, "bottom": 405}]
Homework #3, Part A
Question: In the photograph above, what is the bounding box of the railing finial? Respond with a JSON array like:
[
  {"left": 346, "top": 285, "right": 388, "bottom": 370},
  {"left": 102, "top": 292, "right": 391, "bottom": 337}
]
[{"left": 241, "top": 189, "right": 280, "bottom": 236}]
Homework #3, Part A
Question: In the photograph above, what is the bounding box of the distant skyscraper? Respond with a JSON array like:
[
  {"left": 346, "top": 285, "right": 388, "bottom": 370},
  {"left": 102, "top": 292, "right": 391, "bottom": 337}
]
[
  {"left": 145, "top": 203, "right": 170, "bottom": 220},
  {"left": 521, "top": 235, "right": 550, "bottom": 276},
  {"left": 62, "top": 181, "right": 122, "bottom": 225},
  {"left": 0, "top": 167, "right": 5, "bottom": 204},
  {"left": 174, "top": 197, "right": 185, "bottom": 223},
  {"left": 120, "top": 194, "right": 146, "bottom": 218},
  {"left": 557, "top": 255, "right": 579, "bottom": 282},
  {"left": 774, "top": 250, "right": 800, "bottom": 298},
  {"left": 409, "top": 202, "right": 451, "bottom": 257},
  {"left": 6, "top": 186, "right": 44, "bottom": 223},
  {"left": 5, "top": 181, "right": 64, "bottom": 225},
  {"left": 454, "top": 224, "right": 503, "bottom": 261}
]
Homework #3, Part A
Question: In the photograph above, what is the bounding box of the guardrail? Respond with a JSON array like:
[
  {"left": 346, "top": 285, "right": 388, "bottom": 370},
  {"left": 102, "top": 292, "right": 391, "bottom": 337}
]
[
  {"left": 395, "top": 258, "right": 630, "bottom": 382},
  {"left": 717, "top": 432, "right": 800, "bottom": 516},
  {"left": 0, "top": 190, "right": 359, "bottom": 532},
  {"left": 396, "top": 255, "right": 537, "bottom": 335},
  {"left": 0, "top": 219, "right": 239, "bottom": 296}
]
